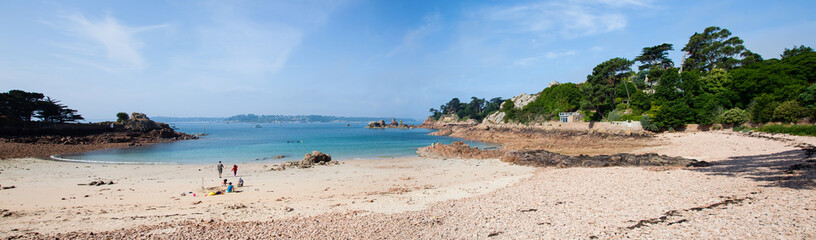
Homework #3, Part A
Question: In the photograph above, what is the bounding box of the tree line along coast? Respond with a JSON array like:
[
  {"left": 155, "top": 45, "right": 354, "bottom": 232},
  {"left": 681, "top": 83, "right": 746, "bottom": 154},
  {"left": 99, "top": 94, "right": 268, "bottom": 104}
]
[
  {"left": 0, "top": 91, "right": 197, "bottom": 159},
  {"left": 428, "top": 26, "right": 816, "bottom": 135}
]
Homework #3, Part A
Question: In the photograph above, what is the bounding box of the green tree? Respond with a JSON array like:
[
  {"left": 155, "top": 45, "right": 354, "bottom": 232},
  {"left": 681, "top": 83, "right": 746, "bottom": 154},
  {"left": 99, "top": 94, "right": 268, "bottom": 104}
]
[
  {"left": 117, "top": 112, "right": 130, "bottom": 122},
  {"left": 444, "top": 98, "right": 461, "bottom": 115},
  {"left": 483, "top": 97, "right": 504, "bottom": 114},
  {"left": 798, "top": 83, "right": 816, "bottom": 108},
  {"left": 585, "top": 57, "right": 634, "bottom": 114},
  {"left": 653, "top": 69, "right": 682, "bottom": 104},
  {"left": 33, "top": 97, "right": 84, "bottom": 123},
  {"left": 728, "top": 53, "right": 813, "bottom": 108},
  {"left": 654, "top": 100, "right": 694, "bottom": 130},
  {"left": 700, "top": 69, "right": 731, "bottom": 95},
  {"left": 501, "top": 100, "right": 517, "bottom": 122},
  {"left": 634, "top": 43, "right": 674, "bottom": 71},
  {"left": 740, "top": 50, "right": 763, "bottom": 66},
  {"left": 781, "top": 45, "right": 814, "bottom": 59},
  {"left": 681, "top": 26, "right": 748, "bottom": 72},
  {"left": 691, "top": 93, "right": 720, "bottom": 124},
  {"left": 630, "top": 90, "right": 651, "bottom": 112},
  {"left": 523, "top": 83, "right": 581, "bottom": 117},
  {"left": 0, "top": 90, "right": 45, "bottom": 122}
]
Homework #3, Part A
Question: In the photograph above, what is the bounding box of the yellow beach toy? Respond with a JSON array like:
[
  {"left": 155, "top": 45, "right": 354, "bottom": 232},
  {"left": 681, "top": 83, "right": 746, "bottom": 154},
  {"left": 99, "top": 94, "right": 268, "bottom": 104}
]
[{"left": 208, "top": 192, "right": 216, "bottom": 196}]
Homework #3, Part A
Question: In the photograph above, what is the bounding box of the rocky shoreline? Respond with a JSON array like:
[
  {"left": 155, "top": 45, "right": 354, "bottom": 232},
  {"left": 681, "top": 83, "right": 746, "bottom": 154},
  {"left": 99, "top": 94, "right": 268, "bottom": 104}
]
[
  {"left": 0, "top": 113, "right": 197, "bottom": 159},
  {"left": 419, "top": 119, "right": 656, "bottom": 156},
  {"left": 417, "top": 141, "right": 710, "bottom": 168}
]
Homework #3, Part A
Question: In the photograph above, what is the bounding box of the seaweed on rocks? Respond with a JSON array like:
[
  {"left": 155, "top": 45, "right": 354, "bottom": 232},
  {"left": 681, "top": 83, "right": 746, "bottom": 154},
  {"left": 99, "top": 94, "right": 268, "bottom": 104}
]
[
  {"left": 418, "top": 141, "right": 711, "bottom": 168},
  {"left": 501, "top": 150, "right": 710, "bottom": 168}
]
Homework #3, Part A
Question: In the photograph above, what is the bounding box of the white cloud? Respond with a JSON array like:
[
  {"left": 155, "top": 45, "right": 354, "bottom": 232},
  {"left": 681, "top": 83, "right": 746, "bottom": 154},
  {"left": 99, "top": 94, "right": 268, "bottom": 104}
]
[
  {"left": 387, "top": 12, "right": 441, "bottom": 57},
  {"left": 480, "top": 1, "right": 644, "bottom": 39},
  {"left": 161, "top": 4, "right": 308, "bottom": 94},
  {"left": 514, "top": 50, "right": 577, "bottom": 66},
  {"left": 51, "top": 13, "right": 166, "bottom": 70},
  {"left": 593, "top": 0, "right": 653, "bottom": 8}
]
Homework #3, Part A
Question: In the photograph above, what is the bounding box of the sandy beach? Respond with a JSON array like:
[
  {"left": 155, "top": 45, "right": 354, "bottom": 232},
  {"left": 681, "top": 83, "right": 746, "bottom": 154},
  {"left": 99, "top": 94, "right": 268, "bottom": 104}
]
[
  {"left": 1, "top": 130, "right": 815, "bottom": 239},
  {"left": 0, "top": 156, "right": 534, "bottom": 238}
]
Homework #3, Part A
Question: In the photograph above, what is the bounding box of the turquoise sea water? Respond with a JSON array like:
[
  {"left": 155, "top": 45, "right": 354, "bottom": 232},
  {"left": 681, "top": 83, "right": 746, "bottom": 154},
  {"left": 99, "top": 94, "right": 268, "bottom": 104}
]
[{"left": 54, "top": 122, "right": 492, "bottom": 164}]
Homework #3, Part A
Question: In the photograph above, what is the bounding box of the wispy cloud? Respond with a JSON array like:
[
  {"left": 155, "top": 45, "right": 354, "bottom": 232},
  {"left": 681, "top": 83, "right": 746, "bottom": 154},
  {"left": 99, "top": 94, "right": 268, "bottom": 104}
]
[
  {"left": 480, "top": 0, "right": 647, "bottom": 39},
  {"left": 162, "top": 2, "right": 310, "bottom": 94},
  {"left": 594, "top": 0, "right": 653, "bottom": 8},
  {"left": 387, "top": 12, "right": 441, "bottom": 57},
  {"left": 514, "top": 50, "right": 577, "bottom": 66},
  {"left": 49, "top": 13, "right": 166, "bottom": 71}
]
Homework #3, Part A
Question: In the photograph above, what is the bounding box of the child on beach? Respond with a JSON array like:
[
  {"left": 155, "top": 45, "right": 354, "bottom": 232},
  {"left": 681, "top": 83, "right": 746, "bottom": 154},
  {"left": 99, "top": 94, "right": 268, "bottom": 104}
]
[
  {"left": 226, "top": 182, "right": 234, "bottom": 193},
  {"left": 217, "top": 161, "right": 224, "bottom": 178},
  {"left": 222, "top": 178, "right": 228, "bottom": 186},
  {"left": 238, "top": 178, "right": 244, "bottom": 187},
  {"left": 232, "top": 165, "right": 238, "bottom": 176}
]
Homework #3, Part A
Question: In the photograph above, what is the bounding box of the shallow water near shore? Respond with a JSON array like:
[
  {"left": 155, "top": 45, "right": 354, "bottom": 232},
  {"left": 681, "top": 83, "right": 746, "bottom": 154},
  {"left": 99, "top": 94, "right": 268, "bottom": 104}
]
[{"left": 55, "top": 122, "right": 490, "bottom": 164}]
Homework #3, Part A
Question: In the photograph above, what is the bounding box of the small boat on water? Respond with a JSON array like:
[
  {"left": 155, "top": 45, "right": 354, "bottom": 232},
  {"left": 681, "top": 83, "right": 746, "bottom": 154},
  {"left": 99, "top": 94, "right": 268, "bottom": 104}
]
[{"left": 254, "top": 125, "right": 262, "bottom": 128}]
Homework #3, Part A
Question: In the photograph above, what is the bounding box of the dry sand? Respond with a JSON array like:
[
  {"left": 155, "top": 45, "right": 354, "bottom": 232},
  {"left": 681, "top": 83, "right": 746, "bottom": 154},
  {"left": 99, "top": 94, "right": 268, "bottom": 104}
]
[
  {"left": 1, "top": 131, "right": 815, "bottom": 239},
  {"left": 0, "top": 157, "right": 533, "bottom": 238}
]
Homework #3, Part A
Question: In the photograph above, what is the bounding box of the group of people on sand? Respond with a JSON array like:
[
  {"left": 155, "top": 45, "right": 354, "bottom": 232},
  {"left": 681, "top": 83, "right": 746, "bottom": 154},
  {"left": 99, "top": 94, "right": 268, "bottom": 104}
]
[{"left": 217, "top": 161, "right": 243, "bottom": 193}]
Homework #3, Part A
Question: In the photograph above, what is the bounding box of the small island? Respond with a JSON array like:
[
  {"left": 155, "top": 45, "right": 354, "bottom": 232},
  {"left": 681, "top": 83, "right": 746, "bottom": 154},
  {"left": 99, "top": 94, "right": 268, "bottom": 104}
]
[{"left": 365, "top": 118, "right": 416, "bottom": 129}]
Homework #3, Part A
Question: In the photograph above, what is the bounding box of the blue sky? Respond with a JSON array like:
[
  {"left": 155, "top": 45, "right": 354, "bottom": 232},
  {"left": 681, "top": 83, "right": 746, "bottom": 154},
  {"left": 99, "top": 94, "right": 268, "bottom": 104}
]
[{"left": 1, "top": 0, "right": 815, "bottom": 120}]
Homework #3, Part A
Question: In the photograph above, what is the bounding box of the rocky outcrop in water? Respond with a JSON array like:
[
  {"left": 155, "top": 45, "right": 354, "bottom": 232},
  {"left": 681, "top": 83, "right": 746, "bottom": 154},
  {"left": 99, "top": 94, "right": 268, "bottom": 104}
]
[{"left": 366, "top": 119, "right": 415, "bottom": 129}]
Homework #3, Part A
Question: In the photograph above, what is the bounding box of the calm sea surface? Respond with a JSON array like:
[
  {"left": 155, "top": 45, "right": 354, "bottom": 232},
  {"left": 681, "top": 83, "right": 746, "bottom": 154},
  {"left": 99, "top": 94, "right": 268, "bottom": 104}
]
[{"left": 55, "top": 122, "right": 493, "bottom": 164}]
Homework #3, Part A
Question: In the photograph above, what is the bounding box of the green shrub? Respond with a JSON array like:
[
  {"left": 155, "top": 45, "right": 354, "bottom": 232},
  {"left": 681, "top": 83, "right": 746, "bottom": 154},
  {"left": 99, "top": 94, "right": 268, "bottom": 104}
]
[
  {"left": 757, "top": 124, "right": 816, "bottom": 136},
  {"left": 607, "top": 110, "right": 624, "bottom": 122},
  {"left": 720, "top": 108, "right": 749, "bottom": 125},
  {"left": 501, "top": 100, "right": 516, "bottom": 122},
  {"left": 116, "top": 112, "right": 129, "bottom": 122},
  {"left": 615, "top": 102, "right": 629, "bottom": 111},
  {"left": 621, "top": 114, "right": 643, "bottom": 121},
  {"left": 773, "top": 100, "right": 807, "bottom": 123},
  {"left": 640, "top": 115, "right": 659, "bottom": 132}
]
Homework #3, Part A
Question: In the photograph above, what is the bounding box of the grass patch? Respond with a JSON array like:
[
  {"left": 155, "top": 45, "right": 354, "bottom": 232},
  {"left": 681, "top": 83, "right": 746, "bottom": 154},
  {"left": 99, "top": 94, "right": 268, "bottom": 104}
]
[{"left": 756, "top": 124, "right": 816, "bottom": 136}]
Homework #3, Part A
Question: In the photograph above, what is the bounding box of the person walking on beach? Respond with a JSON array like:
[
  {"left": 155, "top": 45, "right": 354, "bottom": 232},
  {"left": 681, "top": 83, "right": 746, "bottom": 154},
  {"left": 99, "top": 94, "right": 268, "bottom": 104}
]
[
  {"left": 232, "top": 165, "right": 238, "bottom": 177},
  {"left": 217, "top": 161, "right": 224, "bottom": 178}
]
